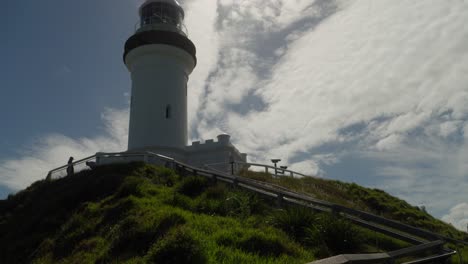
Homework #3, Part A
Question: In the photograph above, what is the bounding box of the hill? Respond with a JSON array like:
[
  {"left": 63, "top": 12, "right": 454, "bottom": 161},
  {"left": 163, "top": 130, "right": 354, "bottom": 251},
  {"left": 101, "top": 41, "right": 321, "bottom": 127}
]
[{"left": 0, "top": 163, "right": 466, "bottom": 263}]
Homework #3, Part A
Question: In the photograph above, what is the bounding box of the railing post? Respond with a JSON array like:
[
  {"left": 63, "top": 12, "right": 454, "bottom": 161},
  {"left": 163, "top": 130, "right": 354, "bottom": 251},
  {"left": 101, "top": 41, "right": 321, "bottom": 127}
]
[
  {"left": 265, "top": 167, "right": 268, "bottom": 174},
  {"left": 331, "top": 205, "right": 340, "bottom": 216},
  {"left": 276, "top": 193, "right": 284, "bottom": 206},
  {"left": 231, "top": 162, "right": 234, "bottom": 175},
  {"left": 212, "top": 174, "right": 217, "bottom": 183}
]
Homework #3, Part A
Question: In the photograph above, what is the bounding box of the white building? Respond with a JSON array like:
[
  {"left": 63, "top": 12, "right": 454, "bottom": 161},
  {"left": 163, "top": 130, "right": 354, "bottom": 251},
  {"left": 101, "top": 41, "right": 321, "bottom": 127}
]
[{"left": 100, "top": 0, "right": 247, "bottom": 172}]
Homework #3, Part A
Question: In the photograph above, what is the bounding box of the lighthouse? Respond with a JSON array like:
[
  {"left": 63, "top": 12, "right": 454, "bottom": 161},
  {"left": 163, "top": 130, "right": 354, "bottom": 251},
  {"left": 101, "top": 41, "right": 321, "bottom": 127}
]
[
  {"left": 104, "top": 0, "right": 248, "bottom": 172},
  {"left": 124, "top": 0, "right": 196, "bottom": 152}
]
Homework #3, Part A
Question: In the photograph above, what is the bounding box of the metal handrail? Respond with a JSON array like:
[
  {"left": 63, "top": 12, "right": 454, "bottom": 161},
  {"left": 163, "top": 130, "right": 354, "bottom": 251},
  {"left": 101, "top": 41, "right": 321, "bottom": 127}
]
[
  {"left": 237, "top": 161, "right": 311, "bottom": 177},
  {"left": 47, "top": 154, "right": 96, "bottom": 175},
  {"left": 310, "top": 245, "right": 456, "bottom": 264},
  {"left": 205, "top": 161, "right": 313, "bottom": 178},
  {"left": 401, "top": 251, "right": 457, "bottom": 264}
]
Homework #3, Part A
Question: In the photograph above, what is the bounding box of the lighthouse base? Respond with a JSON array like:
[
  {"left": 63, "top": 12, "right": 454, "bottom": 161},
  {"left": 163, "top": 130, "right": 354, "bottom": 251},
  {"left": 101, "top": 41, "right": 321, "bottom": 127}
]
[{"left": 96, "top": 134, "right": 248, "bottom": 175}]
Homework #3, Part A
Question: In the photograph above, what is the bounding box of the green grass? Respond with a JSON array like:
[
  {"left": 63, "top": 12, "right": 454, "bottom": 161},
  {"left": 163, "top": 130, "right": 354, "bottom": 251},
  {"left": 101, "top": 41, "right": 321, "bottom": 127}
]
[
  {"left": 0, "top": 163, "right": 466, "bottom": 263},
  {"left": 0, "top": 164, "right": 315, "bottom": 263}
]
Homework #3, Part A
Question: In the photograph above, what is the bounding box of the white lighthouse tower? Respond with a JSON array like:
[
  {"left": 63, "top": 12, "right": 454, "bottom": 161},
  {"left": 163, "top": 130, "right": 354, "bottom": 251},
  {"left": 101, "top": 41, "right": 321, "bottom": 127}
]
[
  {"left": 98, "top": 0, "right": 249, "bottom": 172},
  {"left": 124, "top": 0, "right": 196, "bottom": 154}
]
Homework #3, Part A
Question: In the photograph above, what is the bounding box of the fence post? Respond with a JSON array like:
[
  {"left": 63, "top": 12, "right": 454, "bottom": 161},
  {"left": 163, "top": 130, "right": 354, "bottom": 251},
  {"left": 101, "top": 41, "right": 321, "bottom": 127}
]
[
  {"left": 265, "top": 167, "right": 268, "bottom": 174},
  {"left": 276, "top": 193, "right": 284, "bottom": 206}
]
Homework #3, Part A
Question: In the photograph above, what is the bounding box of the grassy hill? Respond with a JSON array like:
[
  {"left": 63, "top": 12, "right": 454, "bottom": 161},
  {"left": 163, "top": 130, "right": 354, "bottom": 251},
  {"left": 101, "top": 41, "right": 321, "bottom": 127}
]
[{"left": 0, "top": 163, "right": 466, "bottom": 263}]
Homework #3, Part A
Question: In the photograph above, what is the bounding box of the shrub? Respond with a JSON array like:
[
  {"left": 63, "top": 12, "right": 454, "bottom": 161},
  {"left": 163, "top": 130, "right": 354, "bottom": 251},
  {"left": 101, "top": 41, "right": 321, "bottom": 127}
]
[
  {"left": 109, "top": 212, "right": 186, "bottom": 258},
  {"left": 155, "top": 212, "right": 186, "bottom": 237},
  {"left": 101, "top": 197, "right": 138, "bottom": 225},
  {"left": 109, "top": 217, "right": 153, "bottom": 256},
  {"left": 270, "top": 207, "right": 316, "bottom": 242},
  {"left": 149, "top": 167, "right": 179, "bottom": 187},
  {"left": 145, "top": 227, "right": 207, "bottom": 264},
  {"left": 53, "top": 214, "right": 97, "bottom": 257},
  {"left": 224, "top": 193, "right": 251, "bottom": 219},
  {"left": 304, "top": 213, "right": 362, "bottom": 255},
  {"left": 223, "top": 191, "right": 266, "bottom": 219},
  {"left": 203, "top": 185, "right": 227, "bottom": 200},
  {"left": 195, "top": 198, "right": 225, "bottom": 216},
  {"left": 177, "top": 176, "right": 209, "bottom": 197},
  {"left": 215, "top": 229, "right": 296, "bottom": 257},
  {"left": 115, "top": 177, "right": 145, "bottom": 198},
  {"left": 238, "top": 231, "right": 295, "bottom": 257},
  {"left": 168, "top": 193, "right": 194, "bottom": 211}
]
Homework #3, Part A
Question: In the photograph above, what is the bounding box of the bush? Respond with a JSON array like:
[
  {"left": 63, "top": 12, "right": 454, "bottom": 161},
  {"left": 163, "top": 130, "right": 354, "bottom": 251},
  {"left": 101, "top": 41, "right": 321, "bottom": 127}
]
[
  {"left": 195, "top": 198, "right": 225, "bottom": 216},
  {"left": 216, "top": 228, "right": 297, "bottom": 257},
  {"left": 150, "top": 167, "right": 179, "bottom": 187},
  {"left": 155, "top": 212, "right": 186, "bottom": 237},
  {"left": 238, "top": 231, "right": 295, "bottom": 257},
  {"left": 108, "top": 217, "right": 153, "bottom": 256},
  {"left": 304, "top": 213, "right": 362, "bottom": 255},
  {"left": 109, "top": 212, "right": 186, "bottom": 258},
  {"left": 168, "top": 193, "right": 194, "bottom": 211},
  {"left": 270, "top": 207, "right": 316, "bottom": 242},
  {"left": 53, "top": 214, "right": 97, "bottom": 257},
  {"left": 115, "top": 177, "right": 146, "bottom": 198},
  {"left": 177, "top": 176, "right": 209, "bottom": 197},
  {"left": 223, "top": 193, "right": 252, "bottom": 219},
  {"left": 203, "top": 185, "right": 227, "bottom": 200},
  {"left": 145, "top": 227, "right": 207, "bottom": 264},
  {"left": 223, "top": 192, "right": 266, "bottom": 219}
]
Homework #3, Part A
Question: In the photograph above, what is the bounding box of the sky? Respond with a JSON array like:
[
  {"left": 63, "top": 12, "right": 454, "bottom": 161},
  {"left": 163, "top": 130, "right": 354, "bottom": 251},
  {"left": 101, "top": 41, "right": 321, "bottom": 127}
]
[{"left": 1, "top": 0, "right": 467, "bottom": 231}]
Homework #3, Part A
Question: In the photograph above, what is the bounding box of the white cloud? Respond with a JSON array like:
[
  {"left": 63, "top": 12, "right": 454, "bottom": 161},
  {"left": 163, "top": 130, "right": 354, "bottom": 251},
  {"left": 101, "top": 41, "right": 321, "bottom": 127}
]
[
  {"left": 0, "top": 109, "right": 128, "bottom": 190},
  {"left": 288, "top": 159, "right": 321, "bottom": 177},
  {"left": 192, "top": 0, "right": 468, "bottom": 219},
  {"left": 184, "top": 0, "right": 221, "bottom": 135},
  {"left": 442, "top": 203, "right": 468, "bottom": 232}
]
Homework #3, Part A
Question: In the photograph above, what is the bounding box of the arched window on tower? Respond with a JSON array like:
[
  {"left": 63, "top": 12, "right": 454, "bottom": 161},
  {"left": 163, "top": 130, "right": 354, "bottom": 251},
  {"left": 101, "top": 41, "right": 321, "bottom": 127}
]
[{"left": 165, "top": 105, "right": 171, "bottom": 119}]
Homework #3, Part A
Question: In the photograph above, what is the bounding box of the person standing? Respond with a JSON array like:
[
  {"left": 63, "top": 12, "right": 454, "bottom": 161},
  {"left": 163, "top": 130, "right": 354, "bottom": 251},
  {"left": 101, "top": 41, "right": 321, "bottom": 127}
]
[{"left": 67, "top": 157, "right": 74, "bottom": 176}]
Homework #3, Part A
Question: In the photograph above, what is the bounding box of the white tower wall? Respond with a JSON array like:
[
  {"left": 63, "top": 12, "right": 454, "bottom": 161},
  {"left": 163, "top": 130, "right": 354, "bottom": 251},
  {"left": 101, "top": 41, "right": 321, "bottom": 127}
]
[{"left": 126, "top": 44, "right": 195, "bottom": 151}]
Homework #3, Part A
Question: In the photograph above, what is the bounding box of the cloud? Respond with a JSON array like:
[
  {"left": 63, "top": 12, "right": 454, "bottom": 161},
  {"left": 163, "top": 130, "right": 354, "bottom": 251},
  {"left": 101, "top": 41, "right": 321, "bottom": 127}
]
[
  {"left": 0, "top": 109, "right": 128, "bottom": 190},
  {"left": 442, "top": 203, "right": 468, "bottom": 233},
  {"left": 184, "top": 0, "right": 221, "bottom": 135},
  {"left": 191, "top": 0, "right": 468, "bottom": 219}
]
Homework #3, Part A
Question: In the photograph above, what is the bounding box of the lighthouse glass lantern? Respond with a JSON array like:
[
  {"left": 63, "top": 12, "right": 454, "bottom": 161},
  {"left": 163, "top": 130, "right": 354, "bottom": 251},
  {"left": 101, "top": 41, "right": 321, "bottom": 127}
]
[{"left": 138, "top": 0, "right": 186, "bottom": 35}]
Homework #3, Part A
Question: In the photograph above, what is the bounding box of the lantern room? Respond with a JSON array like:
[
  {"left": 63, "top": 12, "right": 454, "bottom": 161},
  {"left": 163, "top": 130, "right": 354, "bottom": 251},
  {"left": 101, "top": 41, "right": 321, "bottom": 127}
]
[{"left": 138, "top": 0, "right": 185, "bottom": 32}]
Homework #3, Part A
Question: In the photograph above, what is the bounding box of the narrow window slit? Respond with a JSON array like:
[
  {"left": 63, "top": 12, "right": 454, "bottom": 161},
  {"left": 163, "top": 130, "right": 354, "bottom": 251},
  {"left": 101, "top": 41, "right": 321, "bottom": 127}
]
[{"left": 166, "top": 105, "right": 171, "bottom": 119}]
